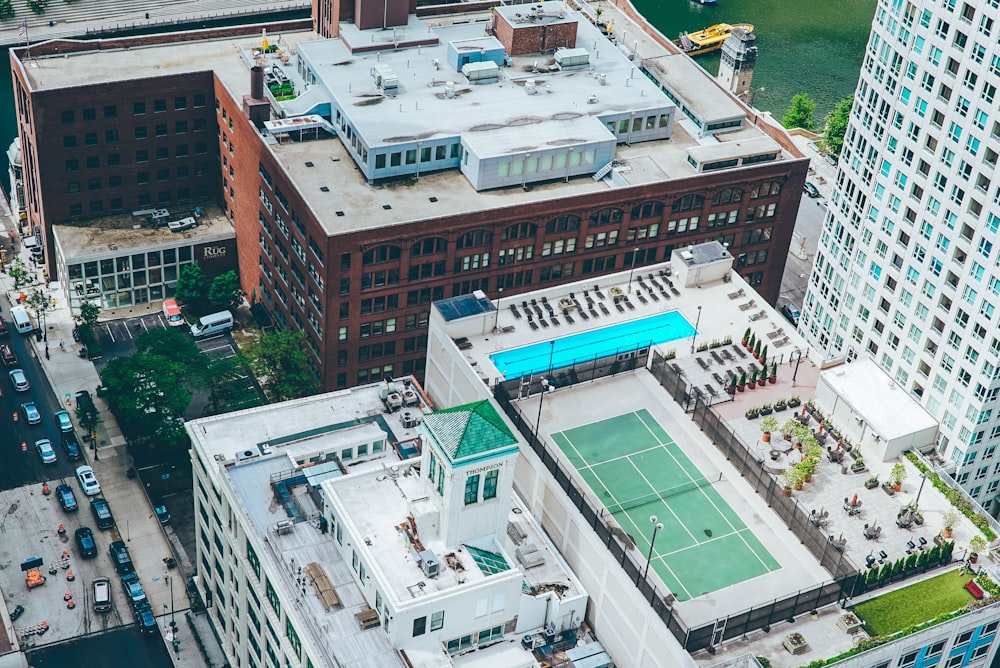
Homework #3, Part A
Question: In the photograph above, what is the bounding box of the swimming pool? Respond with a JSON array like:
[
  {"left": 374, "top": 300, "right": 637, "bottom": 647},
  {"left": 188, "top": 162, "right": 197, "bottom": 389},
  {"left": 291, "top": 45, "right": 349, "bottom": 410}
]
[{"left": 490, "top": 311, "right": 695, "bottom": 379}]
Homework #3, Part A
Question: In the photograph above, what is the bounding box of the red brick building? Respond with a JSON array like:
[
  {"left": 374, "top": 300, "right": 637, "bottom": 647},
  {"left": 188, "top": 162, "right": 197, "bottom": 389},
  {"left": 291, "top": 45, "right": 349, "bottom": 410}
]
[{"left": 10, "top": 3, "right": 807, "bottom": 391}]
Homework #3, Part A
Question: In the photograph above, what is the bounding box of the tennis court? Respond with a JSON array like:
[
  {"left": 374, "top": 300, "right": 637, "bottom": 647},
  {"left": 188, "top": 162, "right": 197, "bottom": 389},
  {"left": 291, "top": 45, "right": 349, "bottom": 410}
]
[{"left": 552, "top": 409, "right": 780, "bottom": 601}]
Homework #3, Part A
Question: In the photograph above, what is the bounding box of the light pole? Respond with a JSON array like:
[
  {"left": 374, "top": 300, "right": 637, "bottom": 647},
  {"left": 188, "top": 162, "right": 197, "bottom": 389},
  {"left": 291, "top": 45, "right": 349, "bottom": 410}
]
[
  {"left": 690, "top": 305, "right": 703, "bottom": 354},
  {"left": 641, "top": 515, "right": 664, "bottom": 585},
  {"left": 627, "top": 248, "right": 640, "bottom": 293},
  {"left": 913, "top": 473, "right": 928, "bottom": 511},
  {"left": 494, "top": 287, "right": 504, "bottom": 333}
]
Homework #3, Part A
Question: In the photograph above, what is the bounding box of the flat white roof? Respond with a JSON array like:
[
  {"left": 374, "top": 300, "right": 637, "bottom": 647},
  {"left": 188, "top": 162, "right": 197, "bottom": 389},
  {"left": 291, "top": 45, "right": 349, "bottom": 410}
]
[{"left": 819, "top": 358, "right": 938, "bottom": 443}]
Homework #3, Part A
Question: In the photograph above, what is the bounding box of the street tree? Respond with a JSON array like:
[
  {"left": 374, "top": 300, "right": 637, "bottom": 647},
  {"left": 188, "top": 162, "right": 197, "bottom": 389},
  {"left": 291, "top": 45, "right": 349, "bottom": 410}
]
[
  {"left": 74, "top": 300, "right": 102, "bottom": 358},
  {"left": 76, "top": 300, "right": 100, "bottom": 328},
  {"left": 134, "top": 327, "right": 207, "bottom": 380},
  {"left": 74, "top": 399, "right": 101, "bottom": 444},
  {"left": 8, "top": 259, "right": 29, "bottom": 290},
  {"left": 245, "top": 330, "right": 319, "bottom": 402},
  {"left": 206, "top": 354, "right": 263, "bottom": 414},
  {"left": 175, "top": 263, "right": 210, "bottom": 314},
  {"left": 208, "top": 270, "right": 243, "bottom": 311},
  {"left": 821, "top": 94, "right": 854, "bottom": 159},
  {"left": 100, "top": 353, "right": 193, "bottom": 450},
  {"left": 781, "top": 93, "right": 817, "bottom": 131}
]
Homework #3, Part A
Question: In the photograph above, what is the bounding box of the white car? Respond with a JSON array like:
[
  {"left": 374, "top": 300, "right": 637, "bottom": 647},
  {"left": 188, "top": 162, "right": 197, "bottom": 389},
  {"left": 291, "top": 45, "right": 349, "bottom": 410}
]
[
  {"left": 76, "top": 465, "right": 101, "bottom": 496},
  {"left": 35, "top": 439, "right": 57, "bottom": 465},
  {"left": 8, "top": 368, "right": 29, "bottom": 391}
]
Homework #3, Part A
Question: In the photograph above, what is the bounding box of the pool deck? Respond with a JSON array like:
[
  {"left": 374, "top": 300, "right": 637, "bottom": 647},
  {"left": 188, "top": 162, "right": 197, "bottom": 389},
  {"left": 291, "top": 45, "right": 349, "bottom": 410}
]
[{"left": 457, "top": 258, "right": 811, "bottom": 388}]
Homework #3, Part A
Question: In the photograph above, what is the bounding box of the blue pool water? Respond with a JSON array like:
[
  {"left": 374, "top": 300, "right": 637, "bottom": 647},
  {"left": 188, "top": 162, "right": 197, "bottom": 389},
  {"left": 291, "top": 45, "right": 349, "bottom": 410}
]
[{"left": 490, "top": 311, "right": 695, "bottom": 379}]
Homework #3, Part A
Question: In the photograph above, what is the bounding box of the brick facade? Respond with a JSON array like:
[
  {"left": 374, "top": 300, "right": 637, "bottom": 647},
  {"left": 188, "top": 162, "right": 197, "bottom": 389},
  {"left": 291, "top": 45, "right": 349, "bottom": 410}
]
[{"left": 493, "top": 13, "right": 579, "bottom": 56}]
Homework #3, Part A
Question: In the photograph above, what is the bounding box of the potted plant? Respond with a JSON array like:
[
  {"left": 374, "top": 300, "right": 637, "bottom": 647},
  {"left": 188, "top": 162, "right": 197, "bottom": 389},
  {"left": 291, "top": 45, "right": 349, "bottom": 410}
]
[
  {"left": 742, "top": 327, "right": 751, "bottom": 347},
  {"left": 795, "top": 459, "right": 814, "bottom": 484},
  {"left": 769, "top": 361, "right": 778, "bottom": 384},
  {"left": 760, "top": 403, "right": 773, "bottom": 416},
  {"left": 760, "top": 344, "right": 768, "bottom": 364},
  {"left": 783, "top": 632, "right": 808, "bottom": 655},
  {"left": 737, "top": 372, "right": 747, "bottom": 392},
  {"left": 775, "top": 398, "right": 787, "bottom": 412},
  {"left": 837, "top": 613, "right": 862, "bottom": 634},
  {"left": 865, "top": 475, "right": 879, "bottom": 489},
  {"left": 943, "top": 509, "right": 960, "bottom": 538},
  {"left": 851, "top": 456, "right": 866, "bottom": 473},
  {"left": 728, "top": 375, "right": 737, "bottom": 396},
  {"left": 745, "top": 406, "right": 760, "bottom": 420},
  {"left": 788, "top": 395, "right": 801, "bottom": 408},
  {"left": 970, "top": 535, "right": 987, "bottom": 561},
  {"left": 722, "top": 335, "right": 733, "bottom": 345},
  {"left": 881, "top": 480, "right": 896, "bottom": 495},
  {"left": 754, "top": 339, "right": 762, "bottom": 360},
  {"left": 890, "top": 463, "right": 907, "bottom": 492},
  {"left": 746, "top": 331, "right": 756, "bottom": 353},
  {"left": 761, "top": 415, "right": 779, "bottom": 442},
  {"left": 665, "top": 349, "right": 677, "bottom": 360},
  {"left": 780, "top": 469, "right": 797, "bottom": 495},
  {"left": 748, "top": 367, "right": 758, "bottom": 389}
]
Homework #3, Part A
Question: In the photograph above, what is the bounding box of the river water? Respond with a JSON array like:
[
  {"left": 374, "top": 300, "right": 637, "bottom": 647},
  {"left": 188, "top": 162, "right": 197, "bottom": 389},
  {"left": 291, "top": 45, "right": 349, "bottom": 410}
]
[{"left": 0, "top": 0, "right": 876, "bottom": 192}]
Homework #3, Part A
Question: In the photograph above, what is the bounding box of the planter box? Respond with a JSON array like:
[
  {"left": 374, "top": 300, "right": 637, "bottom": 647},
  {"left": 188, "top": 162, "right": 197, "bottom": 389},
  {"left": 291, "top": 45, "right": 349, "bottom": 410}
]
[
  {"left": 837, "top": 615, "right": 862, "bottom": 634},
  {"left": 788, "top": 399, "right": 802, "bottom": 408},
  {"left": 851, "top": 464, "right": 868, "bottom": 474},
  {"left": 881, "top": 483, "right": 896, "bottom": 496},
  {"left": 760, "top": 407, "right": 773, "bottom": 415},
  {"left": 783, "top": 635, "right": 809, "bottom": 655},
  {"left": 775, "top": 403, "right": 787, "bottom": 412},
  {"left": 865, "top": 479, "right": 879, "bottom": 489}
]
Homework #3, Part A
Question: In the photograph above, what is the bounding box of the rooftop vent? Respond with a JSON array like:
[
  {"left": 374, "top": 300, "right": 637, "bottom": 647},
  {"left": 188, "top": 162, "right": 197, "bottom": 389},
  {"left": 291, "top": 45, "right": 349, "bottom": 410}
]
[
  {"left": 320, "top": 186, "right": 330, "bottom": 192},
  {"left": 305, "top": 161, "right": 314, "bottom": 167},
  {"left": 383, "top": 204, "right": 392, "bottom": 210},
  {"left": 336, "top": 211, "right": 345, "bottom": 216},
  {"left": 429, "top": 197, "right": 438, "bottom": 202},
  {"left": 236, "top": 448, "right": 259, "bottom": 462}
]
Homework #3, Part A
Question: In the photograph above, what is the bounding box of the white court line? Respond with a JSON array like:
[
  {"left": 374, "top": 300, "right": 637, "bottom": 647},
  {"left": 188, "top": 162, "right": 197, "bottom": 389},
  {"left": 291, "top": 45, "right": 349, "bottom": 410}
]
[{"left": 104, "top": 323, "right": 116, "bottom": 343}]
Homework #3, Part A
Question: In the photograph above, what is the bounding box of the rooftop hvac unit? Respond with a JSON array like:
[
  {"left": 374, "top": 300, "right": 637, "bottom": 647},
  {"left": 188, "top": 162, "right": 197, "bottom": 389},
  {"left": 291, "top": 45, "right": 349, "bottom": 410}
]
[
  {"left": 402, "top": 389, "right": 420, "bottom": 406},
  {"left": 275, "top": 519, "right": 295, "bottom": 534},
  {"left": 236, "top": 449, "right": 259, "bottom": 462},
  {"left": 401, "top": 411, "right": 423, "bottom": 429},
  {"left": 385, "top": 392, "right": 403, "bottom": 411},
  {"left": 516, "top": 544, "right": 545, "bottom": 569},
  {"left": 418, "top": 550, "right": 440, "bottom": 578},
  {"left": 525, "top": 79, "right": 538, "bottom": 95}
]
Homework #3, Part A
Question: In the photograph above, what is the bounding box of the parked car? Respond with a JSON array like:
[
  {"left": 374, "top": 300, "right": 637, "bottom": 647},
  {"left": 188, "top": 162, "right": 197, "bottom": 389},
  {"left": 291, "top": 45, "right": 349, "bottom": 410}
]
[
  {"left": 75, "top": 390, "right": 94, "bottom": 412},
  {"left": 61, "top": 433, "right": 82, "bottom": 461},
  {"left": 90, "top": 497, "right": 116, "bottom": 530},
  {"left": 0, "top": 343, "right": 16, "bottom": 366},
  {"left": 780, "top": 302, "right": 801, "bottom": 326},
  {"left": 93, "top": 577, "right": 112, "bottom": 612},
  {"left": 55, "top": 483, "right": 78, "bottom": 511},
  {"left": 21, "top": 402, "right": 41, "bottom": 425},
  {"left": 0, "top": 318, "right": 8, "bottom": 337},
  {"left": 155, "top": 504, "right": 171, "bottom": 525},
  {"left": 54, "top": 410, "right": 74, "bottom": 433},
  {"left": 120, "top": 573, "right": 147, "bottom": 607},
  {"left": 8, "top": 368, "right": 29, "bottom": 391},
  {"left": 35, "top": 439, "right": 57, "bottom": 465},
  {"left": 75, "top": 527, "right": 97, "bottom": 559},
  {"left": 108, "top": 541, "right": 134, "bottom": 575},
  {"left": 133, "top": 602, "right": 157, "bottom": 633},
  {"left": 9, "top": 605, "right": 24, "bottom": 621},
  {"left": 803, "top": 181, "right": 820, "bottom": 198},
  {"left": 76, "top": 466, "right": 101, "bottom": 496}
]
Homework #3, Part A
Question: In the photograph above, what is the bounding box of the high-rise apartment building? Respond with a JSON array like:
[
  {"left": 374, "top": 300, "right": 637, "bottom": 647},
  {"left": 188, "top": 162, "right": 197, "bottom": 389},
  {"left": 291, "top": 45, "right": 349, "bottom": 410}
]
[{"left": 801, "top": 0, "right": 1000, "bottom": 512}]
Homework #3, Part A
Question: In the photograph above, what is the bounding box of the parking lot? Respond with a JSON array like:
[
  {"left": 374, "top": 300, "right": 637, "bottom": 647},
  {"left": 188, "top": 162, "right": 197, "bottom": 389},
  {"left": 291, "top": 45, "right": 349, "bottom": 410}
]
[{"left": 0, "top": 484, "right": 170, "bottom": 648}]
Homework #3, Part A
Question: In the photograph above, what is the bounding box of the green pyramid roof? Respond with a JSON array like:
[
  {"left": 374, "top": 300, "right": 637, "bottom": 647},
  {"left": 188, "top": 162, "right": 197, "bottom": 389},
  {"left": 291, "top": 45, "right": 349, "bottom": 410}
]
[{"left": 423, "top": 400, "right": 517, "bottom": 463}]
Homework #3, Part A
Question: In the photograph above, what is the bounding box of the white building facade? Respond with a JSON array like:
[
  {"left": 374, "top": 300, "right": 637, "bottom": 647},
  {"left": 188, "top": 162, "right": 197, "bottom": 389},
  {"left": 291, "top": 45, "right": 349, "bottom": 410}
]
[{"left": 800, "top": 0, "right": 1000, "bottom": 512}]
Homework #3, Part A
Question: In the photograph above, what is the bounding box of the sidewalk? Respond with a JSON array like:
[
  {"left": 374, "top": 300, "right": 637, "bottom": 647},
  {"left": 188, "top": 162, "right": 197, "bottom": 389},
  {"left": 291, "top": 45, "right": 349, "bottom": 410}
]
[{"left": 0, "top": 196, "right": 218, "bottom": 667}]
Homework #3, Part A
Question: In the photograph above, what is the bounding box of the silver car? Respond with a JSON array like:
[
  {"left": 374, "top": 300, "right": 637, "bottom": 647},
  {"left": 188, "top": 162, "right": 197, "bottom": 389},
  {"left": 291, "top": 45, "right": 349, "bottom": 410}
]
[{"left": 8, "top": 368, "right": 29, "bottom": 392}]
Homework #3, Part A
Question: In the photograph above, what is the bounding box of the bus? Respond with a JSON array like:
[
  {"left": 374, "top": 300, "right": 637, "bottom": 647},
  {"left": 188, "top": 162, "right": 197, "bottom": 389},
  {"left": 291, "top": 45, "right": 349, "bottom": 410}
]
[{"left": 10, "top": 307, "right": 32, "bottom": 334}]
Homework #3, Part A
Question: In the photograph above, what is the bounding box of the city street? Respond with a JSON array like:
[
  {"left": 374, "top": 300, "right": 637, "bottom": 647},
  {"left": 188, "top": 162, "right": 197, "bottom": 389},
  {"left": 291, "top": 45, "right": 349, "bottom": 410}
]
[{"left": 0, "top": 310, "right": 84, "bottom": 491}]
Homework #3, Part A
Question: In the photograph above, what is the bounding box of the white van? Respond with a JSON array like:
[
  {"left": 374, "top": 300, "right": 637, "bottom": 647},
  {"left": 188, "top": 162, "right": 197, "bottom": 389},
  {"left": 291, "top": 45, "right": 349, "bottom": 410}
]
[
  {"left": 161, "top": 298, "right": 185, "bottom": 327},
  {"left": 10, "top": 307, "right": 32, "bottom": 334},
  {"left": 190, "top": 310, "right": 234, "bottom": 338}
]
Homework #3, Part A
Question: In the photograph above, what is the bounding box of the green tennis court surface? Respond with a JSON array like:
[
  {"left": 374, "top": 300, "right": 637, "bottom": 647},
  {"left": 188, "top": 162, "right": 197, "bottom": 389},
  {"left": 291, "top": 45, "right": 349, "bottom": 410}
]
[{"left": 552, "top": 409, "right": 780, "bottom": 601}]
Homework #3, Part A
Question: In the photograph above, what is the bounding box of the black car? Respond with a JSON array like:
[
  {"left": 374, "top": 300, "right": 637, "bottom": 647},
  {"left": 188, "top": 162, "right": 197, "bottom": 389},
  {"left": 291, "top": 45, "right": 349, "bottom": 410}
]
[
  {"left": 108, "top": 540, "right": 134, "bottom": 574},
  {"left": 90, "top": 497, "right": 116, "bottom": 530},
  {"left": 9, "top": 605, "right": 23, "bottom": 621},
  {"left": 780, "top": 302, "right": 801, "bottom": 326},
  {"left": 55, "top": 484, "right": 78, "bottom": 512},
  {"left": 61, "top": 433, "right": 82, "bottom": 461},
  {"left": 75, "top": 527, "right": 97, "bottom": 559}
]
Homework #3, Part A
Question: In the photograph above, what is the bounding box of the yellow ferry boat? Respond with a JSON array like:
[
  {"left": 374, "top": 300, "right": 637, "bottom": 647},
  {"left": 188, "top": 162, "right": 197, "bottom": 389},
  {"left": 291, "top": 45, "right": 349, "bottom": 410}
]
[{"left": 674, "top": 23, "right": 754, "bottom": 56}]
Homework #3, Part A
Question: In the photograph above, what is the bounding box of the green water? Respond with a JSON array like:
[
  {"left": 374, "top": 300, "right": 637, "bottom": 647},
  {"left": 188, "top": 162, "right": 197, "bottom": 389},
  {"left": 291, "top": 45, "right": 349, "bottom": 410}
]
[
  {"left": 632, "top": 0, "right": 876, "bottom": 120},
  {"left": 1, "top": 1, "right": 876, "bottom": 193}
]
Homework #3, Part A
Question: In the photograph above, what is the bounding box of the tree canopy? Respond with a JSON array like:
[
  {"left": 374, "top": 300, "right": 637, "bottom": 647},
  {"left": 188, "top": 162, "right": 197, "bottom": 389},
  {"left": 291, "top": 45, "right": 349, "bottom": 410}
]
[
  {"left": 208, "top": 270, "right": 243, "bottom": 311},
  {"left": 175, "top": 263, "right": 210, "bottom": 314},
  {"left": 781, "top": 93, "right": 817, "bottom": 131},
  {"left": 822, "top": 94, "right": 854, "bottom": 159},
  {"left": 244, "top": 330, "right": 319, "bottom": 402}
]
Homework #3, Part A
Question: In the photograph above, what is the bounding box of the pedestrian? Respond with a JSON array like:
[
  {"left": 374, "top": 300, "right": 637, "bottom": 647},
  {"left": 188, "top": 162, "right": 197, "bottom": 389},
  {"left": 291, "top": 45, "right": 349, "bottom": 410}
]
[{"left": 59, "top": 339, "right": 65, "bottom": 350}]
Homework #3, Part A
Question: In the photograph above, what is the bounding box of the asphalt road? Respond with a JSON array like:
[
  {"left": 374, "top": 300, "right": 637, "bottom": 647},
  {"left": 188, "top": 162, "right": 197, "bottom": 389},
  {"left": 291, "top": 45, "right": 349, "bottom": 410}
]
[
  {"left": 26, "top": 626, "right": 171, "bottom": 668},
  {"left": 0, "top": 313, "right": 83, "bottom": 492}
]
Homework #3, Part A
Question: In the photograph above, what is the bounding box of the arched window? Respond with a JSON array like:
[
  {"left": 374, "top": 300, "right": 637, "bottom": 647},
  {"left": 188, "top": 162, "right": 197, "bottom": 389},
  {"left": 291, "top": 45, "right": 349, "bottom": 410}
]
[
  {"left": 630, "top": 201, "right": 664, "bottom": 220},
  {"left": 589, "top": 207, "right": 624, "bottom": 227},
  {"left": 410, "top": 237, "right": 447, "bottom": 257},
  {"left": 545, "top": 215, "right": 580, "bottom": 233},
  {"left": 362, "top": 244, "right": 401, "bottom": 265},
  {"left": 712, "top": 188, "right": 743, "bottom": 206},
  {"left": 456, "top": 229, "right": 493, "bottom": 249},
  {"left": 501, "top": 222, "right": 537, "bottom": 241},
  {"left": 671, "top": 194, "right": 705, "bottom": 213}
]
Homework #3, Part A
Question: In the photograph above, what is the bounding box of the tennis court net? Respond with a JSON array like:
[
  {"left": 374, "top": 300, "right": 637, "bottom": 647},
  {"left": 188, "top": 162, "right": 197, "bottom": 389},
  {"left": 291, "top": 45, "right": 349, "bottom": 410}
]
[{"left": 604, "top": 474, "right": 722, "bottom": 514}]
